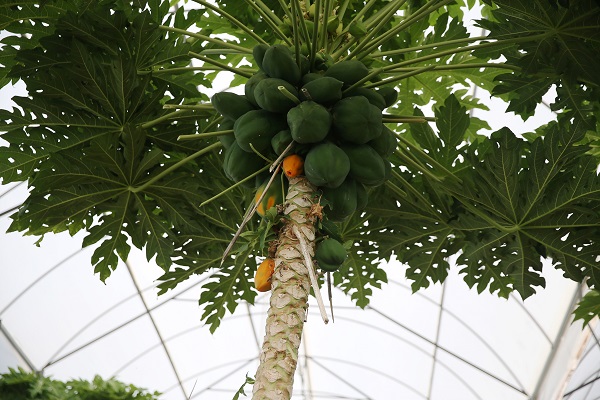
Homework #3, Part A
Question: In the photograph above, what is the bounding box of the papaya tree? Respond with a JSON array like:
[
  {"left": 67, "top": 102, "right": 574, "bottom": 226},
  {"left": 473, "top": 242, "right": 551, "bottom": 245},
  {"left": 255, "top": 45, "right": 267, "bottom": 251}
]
[{"left": 1, "top": 0, "right": 599, "bottom": 398}]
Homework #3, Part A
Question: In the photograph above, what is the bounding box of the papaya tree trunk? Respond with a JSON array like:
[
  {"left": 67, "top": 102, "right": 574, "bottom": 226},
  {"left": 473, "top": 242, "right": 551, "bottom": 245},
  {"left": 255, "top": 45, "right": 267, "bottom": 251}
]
[{"left": 252, "top": 176, "right": 317, "bottom": 400}]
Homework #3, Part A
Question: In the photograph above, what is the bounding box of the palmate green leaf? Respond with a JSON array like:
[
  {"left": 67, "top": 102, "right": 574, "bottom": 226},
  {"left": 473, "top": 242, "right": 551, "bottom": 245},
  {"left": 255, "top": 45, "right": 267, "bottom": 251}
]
[
  {"left": 573, "top": 290, "right": 600, "bottom": 326},
  {"left": 448, "top": 123, "right": 600, "bottom": 298},
  {"left": 492, "top": 74, "right": 555, "bottom": 120}
]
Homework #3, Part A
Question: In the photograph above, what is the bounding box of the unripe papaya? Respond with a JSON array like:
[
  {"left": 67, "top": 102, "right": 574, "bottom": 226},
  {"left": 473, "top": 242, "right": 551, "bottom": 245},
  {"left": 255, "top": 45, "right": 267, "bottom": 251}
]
[
  {"left": 304, "top": 142, "right": 350, "bottom": 188},
  {"left": 271, "top": 129, "right": 293, "bottom": 155},
  {"left": 376, "top": 86, "right": 398, "bottom": 108},
  {"left": 245, "top": 72, "right": 268, "bottom": 107},
  {"left": 356, "top": 182, "right": 368, "bottom": 210},
  {"left": 367, "top": 125, "right": 397, "bottom": 158},
  {"left": 300, "top": 76, "right": 343, "bottom": 105},
  {"left": 287, "top": 101, "right": 332, "bottom": 144},
  {"left": 301, "top": 72, "right": 323, "bottom": 85},
  {"left": 218, "top": 119, "right": 235, "bottom": 149},
  {"left": 344, "top": 87, "right": 386, "bottom": 110},
  {"left": 252, "top": 43, "right": 270, "bottom": 70},
  {"left": 255, "top": 258, "right": 275, "bottom": 291},
  {"left": 223, "top": 141, "right": 265, "bottom": 184},
  {"left": 315, "top": 238, "right": 347, "bottom": 267},
  {"left": 324, "top": 60, "right": 369, "bottom": 86},
  {"left": 211, "top": 92, "right": 256, "bottom": 121},
  {"left": 254, "top": 175, "right": 286, "bottom": 217},
  {"left": 234, "top": 109, "right": 288, "bottom": 153},
  {"left": 341, "top": 144, "right": 387, "bottom": 186},
  {"left": 321, "top": 177, "right": 357, "bottom": 221},
  {"left": 254, "top": 78, "right": 299, "bottom": 113},
  {"left": 332, "top": 96, "right": 382, "bottom": 144},
  {"left": 262, "top": 44, "right": 301, "bottom": 85}
]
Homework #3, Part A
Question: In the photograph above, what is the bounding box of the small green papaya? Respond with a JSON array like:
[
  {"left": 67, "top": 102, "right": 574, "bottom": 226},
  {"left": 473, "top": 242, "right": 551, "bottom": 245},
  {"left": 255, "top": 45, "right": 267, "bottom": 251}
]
[
  {"left": 344, "top": 87, "right": 386, "bottom": 110},
  {"left": 223, "top": 141, "right": 265, "bottom": 184},
  {"left": 304, "top": 142, "right": 350, "bottom": 188},
  {"left": 367, "top": 125, "right": 397, "bottom": 158},
  {"left": 218, "top": 119, "right": 235, "bottom": 149},
  {"left": 315, "top": 238, "right": 347, "bottom": 266},
  {"left": 234, "top": 109, "right": 288, "bottom": 153},
  {"left": 262, "top": 44, "right": 301, "bottom": 84},
  {"left": 287, "top": 101, "right": 332, "bottom": 144},
  {"left": 245, "top": 72, "right": 268, "bottom": 107},
  {"left": 332, "top": 96, "right": 383, "bottom": 144},
  {"left": 252, "top": 44, "right": 270, "bottom": 70},
  {"left": 341, "top": 144, "right": 387, "bottom": 186},
  {"left": 271, "top": 129, "right": 293, "bottom": 155},
  {"left": 324, "top": 60, "right": 369, "bottom": 86},
  {"left": 321, "top": 178, "right": 357, "bottom": 221},
  {"left": 356, "top": 182, "right": 368, "bottom": 210},
  {"left": 211, "top": 92, "right": 256, "bottom": 121},
  {"left": 301, "top": 72, "right": 324, "bottom": 85},
  {"left": 376, "top": 86, "right": 398, "bottom": 108},
  {"left": 254, "top": 78, "right": 299, "bottom": 113},
  {"left": 300, "top": 76, "right": 343, "bottom": 105}
]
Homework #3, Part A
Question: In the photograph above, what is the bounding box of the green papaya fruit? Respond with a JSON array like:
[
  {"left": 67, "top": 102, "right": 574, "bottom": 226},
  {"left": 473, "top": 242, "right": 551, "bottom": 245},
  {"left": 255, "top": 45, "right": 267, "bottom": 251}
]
[
  {"left": 254, "top": 77, "right": 299, "bottom": 113},
  {"left": 324, "top": 60, "right": 369, "bottom": 86},
  {"left": 245, "top": 72, "right": 268, "bottom": 107},
  {"left": 314, "top": 52, "right": 334, "bottom": 71},
  {"left": 367, "top": 125, "right": 397, "bottom": 158},
  {"left": 218, "top": 119, "right": 235, "bottom": 149},
  {"left": 262, "top": 44, "right": 301, "bottom": 84},
  {"left": 315, "top": 238, "right": 347, "bottom": 266},
  {"left": 376, "top": 86, "right": 398, "bottom": 108},
  {"left": 287, "top": 101, "right": 332, "bottom": 144},
  {"left": 304, "top": 142, "right": 350, "bottom": 188},
  {"left": 300, "top": 76, "right": 343, "bottom": 105},
  {"left": 211, "top": 92, "right": 256, "bottom": 121},
  {"left": 301, "top": 72, "right": 324, "bottom": 85},
  {"left": 341, "top": 144, "right": 387, "bottom": 186},
  {"left": 332, "top": 96, "right": 383, "bottom": 144},
  {"left": 356, "top": 182, "right": 368, "bottom": 210},
  {"left": 234, "top": 109, "right": 288, "bottom": 153},
  {"left": 271, "top": 129, "right": 293, "bottom": 155},
  {"left": 223, "top": 141, "right": 266, "bottom": 184},
  {"left": 321, "top": 178, "right": 357, "bottom": 221},
  {"left": 252, "top": 44, "right": 269, "bottom": 70},
  {"left": 344, "top": 87, "right": 386, "bottom": 110},
  {"left": 299, "top": 54, "right": 310, "bottom": 76}
]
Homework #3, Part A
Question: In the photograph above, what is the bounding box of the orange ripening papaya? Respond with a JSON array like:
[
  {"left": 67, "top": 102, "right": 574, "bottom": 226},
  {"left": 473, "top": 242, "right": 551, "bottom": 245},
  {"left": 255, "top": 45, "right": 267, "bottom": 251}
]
[
  {"left": 283, "top": 154, "right": 304, "bottom": 178},
  {"left": 255, "top": 258, "right": 275, "bottom": 292}
]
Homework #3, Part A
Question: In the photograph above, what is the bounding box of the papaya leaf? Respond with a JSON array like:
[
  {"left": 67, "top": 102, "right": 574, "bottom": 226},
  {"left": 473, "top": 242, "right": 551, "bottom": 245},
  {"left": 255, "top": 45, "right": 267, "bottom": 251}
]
[{"left": 573, "top": 290, "right": 600, "bottom": 327}]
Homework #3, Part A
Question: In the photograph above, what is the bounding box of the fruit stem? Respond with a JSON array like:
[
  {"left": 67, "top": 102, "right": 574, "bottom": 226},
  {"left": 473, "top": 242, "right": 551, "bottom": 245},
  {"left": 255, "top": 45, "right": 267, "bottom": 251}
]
[
  {"left": 177, "top": 129, "right": 233, "bottom": 141},
  {"left": 131, "top": 142, "right": 222, "bottom": 193},
  {"left": 158, "top": 26, "right": 251, "bottom": 53},
  {"left": 192, "top": 0, "right": 269, "bottom": 45},
  {"left": 189, "top": 52, "right": 254, "bottom": 78},
  {"left": 277, "top": 85, "right": 301, "bottom": 105}
]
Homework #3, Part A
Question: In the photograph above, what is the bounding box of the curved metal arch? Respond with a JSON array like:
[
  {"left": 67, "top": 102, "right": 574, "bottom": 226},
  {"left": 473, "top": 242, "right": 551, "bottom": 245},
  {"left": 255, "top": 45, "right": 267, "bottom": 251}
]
[{"left": 378, "top": 279, "right": 528, "bottom": 392}]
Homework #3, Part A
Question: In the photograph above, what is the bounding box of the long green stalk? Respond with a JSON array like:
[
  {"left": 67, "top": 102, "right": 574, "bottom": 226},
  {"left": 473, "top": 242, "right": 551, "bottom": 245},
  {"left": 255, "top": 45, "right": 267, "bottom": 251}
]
[
  {"left": 192, "top": 0, "right": 268, "bottom": 44},
  {"left": 178, "top": 129, "right": 233, "bottom": 141},
  {"left": 356, "top": 0, "right": 456, "bottom": 59},
  {"left": 189, "top": 52, "right": 253, "bottom": 78},
  {"left": 131, "top": 142, "right": 221, "bottom": 193},
  {"left": 363, "top": 65, "right": 436, "bottom": 89},
  {"left": 163, "top": 104, "right": 214, "bottom": 111},
  {"left": 199, "top": 164, "right": 270, "bottom": 207},
  {"left": 309, "top": 0, "right": 322, "bottom": 70},
  {"left": 373, "top": 36, "right": 488, "bottom": 57},
  {"left": 158, "top": 26, "right": 251, "bottom": 53},
  {"left": 140, "top": 110, "right": 189, "bottom": 129},
  {"left": 243, "top": 0, "right": 292, "bottom": 45}
]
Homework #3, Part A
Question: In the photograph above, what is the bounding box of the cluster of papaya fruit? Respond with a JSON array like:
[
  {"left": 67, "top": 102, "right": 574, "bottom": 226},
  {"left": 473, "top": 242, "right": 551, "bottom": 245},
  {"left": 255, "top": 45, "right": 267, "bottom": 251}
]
[
  {"left": 212, "top": 43, "right": 398, "bottom": 221},
  {"left": 211, "top": 43, "right": 398, "bottom": 286}
]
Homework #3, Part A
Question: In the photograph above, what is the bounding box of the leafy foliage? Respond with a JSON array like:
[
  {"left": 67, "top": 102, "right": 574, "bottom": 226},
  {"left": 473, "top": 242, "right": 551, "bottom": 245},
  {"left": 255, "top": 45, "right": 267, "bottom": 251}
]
[
  {"left": 0, "top": 367, "right": 160, "bottom": 400},
  {"left": 1, "top": 0, "right": 600, "bottom": 330}
]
